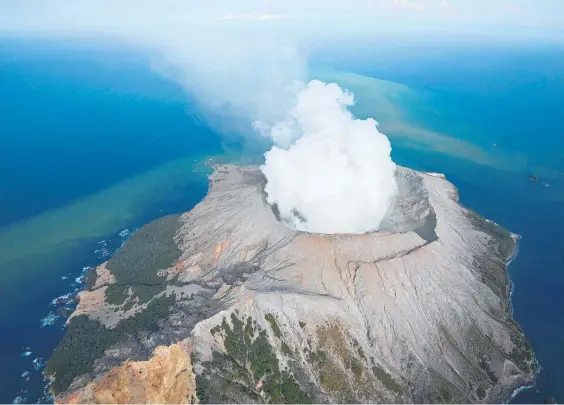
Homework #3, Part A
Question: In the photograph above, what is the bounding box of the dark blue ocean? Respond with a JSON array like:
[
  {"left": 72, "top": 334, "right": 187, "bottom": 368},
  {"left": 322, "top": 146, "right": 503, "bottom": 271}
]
[{"left": 1, "top": 38, "right": 562, "bottom": 403}]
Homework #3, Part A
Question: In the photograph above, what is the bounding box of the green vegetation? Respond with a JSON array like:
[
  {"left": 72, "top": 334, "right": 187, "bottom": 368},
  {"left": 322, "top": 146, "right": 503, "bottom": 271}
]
[
  {"left": 439, "top": 325, "right": 456, "bottom": 346},
  {"left": 118, "top": 294, "right": 174, "bottom": 332},
  {"left": 264, "top": 370, "right": 311, "bottom": 404},
  {"left": 281, "top": 341, "right": 293, "bottom": 356},
  {"left": 352, "top": 338, "right": 366, "bottom": 360},
  {"left": 106, "top": 215, "right": 181, "bottom": 285},
  {"left": 104, "top": 285, "right": 128, "bottom": 306},
  {"left": 310, "top": 350, "right": 327, "bottom": 363},
  {"left": 509, "top": 328, "right": 534, "bottom": 372},
  {"left": 428, "top": 370, "right": 458, "bottom": 403},
  {"left": 132, "top": 284, "right": 167, "bottom": 303},
  {"left": 85, "top": 267, "right": 97, "bottom": 290},
  {"left": 312, "top": 323, "right": 356, "bottom": 397},
  {"left": 44, "top": 315, "right": 115, "bottom": 395},
  {"left": 100, "top": 215, "right": 180, "bottom": 309},
  {"left": 204, "top": 318, "right": 405, "bottom": 402},
  {"left": 122, "top": 300, "right": 135, "bottom": 312},
  {"left": 319, "top": 366, "right": 348, "bottom": 394},
  {"left": 196, "top": 313, "right": 311, "bottom": 403},
  {"left": 46, "top": 216, "right": 184, "bottom": 395},
  {"left": 299, "top": 321, "right": 306, "bottom": 328},
  {"left": 350, "top": 359, "right": 363, "bottom": 380},
  {"left": 437, "top": 387, "right": 453, "bottom": 403},
  {"left": 309, "top": 322, "right": 404, "bottom": 400},
  {"left": 103, "top": 284, "right": 167, "bottom": 307},
  {"left": 371, "top": 364, "right": 403, "bottom": 395},
  {"left": 479, "top": 357, "right": 498, "bottom": 383},
  {"left": 264, "top": 313, "right": 282, "bottom": 338},
  {"left": 511, "top": 344, "right": 533, "bottom": 370},
  {"left": 468, "top": 211, "right": 514, "bottom": 259},
  {"left": 244, "top": 316, "right": 254, "bottom": 345},
  {"left": 45, "top": 294, "right": 175, "bottom": 395}
]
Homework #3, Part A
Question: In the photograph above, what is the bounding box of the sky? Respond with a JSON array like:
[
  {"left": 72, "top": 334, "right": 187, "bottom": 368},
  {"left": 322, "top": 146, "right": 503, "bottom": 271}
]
[{"left": 0, "top": 0, "right": 563, "bottom": 42}]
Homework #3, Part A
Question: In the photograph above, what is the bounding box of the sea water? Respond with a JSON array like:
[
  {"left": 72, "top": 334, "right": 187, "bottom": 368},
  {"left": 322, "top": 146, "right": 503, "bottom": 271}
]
[
  {"left": 0, "top": 38, "right": 225, "bottom": 402},
  {"left": 1, "top": 38, "right": 563, "bottom": 403}
]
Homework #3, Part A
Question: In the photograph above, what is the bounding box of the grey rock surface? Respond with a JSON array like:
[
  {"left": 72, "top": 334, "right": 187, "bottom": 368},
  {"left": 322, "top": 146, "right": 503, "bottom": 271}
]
[
  {"left": 51, "top": 164, "right": 535, "bottom": 403},
  {"left": 180, "top": 164, "right": 534, "bottom": 403}
]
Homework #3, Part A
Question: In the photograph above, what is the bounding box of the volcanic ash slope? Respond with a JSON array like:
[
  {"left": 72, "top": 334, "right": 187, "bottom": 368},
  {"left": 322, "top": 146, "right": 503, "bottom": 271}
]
[{"left": 46, "top": 164, "right": 535, "bottom": 404}]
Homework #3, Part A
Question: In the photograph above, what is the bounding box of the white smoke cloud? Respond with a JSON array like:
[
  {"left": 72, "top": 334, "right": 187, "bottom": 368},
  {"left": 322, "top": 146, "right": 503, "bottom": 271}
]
[
  {"left": 261, "top": 80, "right": 397, "bottom": 234},
  {"left": 0, "top": 1, "right": 399, "bottom": 234},
  {"left": 146, "top": 31, "right": 307, "bottom": 136}
]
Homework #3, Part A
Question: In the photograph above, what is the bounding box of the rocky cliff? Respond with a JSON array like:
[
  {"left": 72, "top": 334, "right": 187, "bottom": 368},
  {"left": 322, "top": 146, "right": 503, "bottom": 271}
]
[
  {"left": 45, "top": 164, "right": 535, "bottom": 403},
  {"left": 57, "top": 342, "right": 197, "bottom": 404}
]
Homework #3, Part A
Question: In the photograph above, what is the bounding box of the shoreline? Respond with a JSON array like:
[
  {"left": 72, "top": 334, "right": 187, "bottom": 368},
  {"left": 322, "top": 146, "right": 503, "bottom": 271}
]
[
  {"left": 505, "top": 233, "right": 541, "bottom": 403},
  {"left": 507, "top": 233, "right": 521, "bottom": 317},
  {"left": 506, "top": 364, "right": 542, "bottom": 404}
]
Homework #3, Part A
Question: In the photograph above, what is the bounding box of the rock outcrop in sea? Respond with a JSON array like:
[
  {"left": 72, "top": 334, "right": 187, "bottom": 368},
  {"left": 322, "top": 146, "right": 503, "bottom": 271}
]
[{"left": 45, "top": 164, "right": 536, "bottom": 403}]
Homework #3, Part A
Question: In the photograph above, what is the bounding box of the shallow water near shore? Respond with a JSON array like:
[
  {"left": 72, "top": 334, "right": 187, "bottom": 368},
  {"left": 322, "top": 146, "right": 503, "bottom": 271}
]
[{"left": 1, "top": 39, "right": 563, "bottom": 403}]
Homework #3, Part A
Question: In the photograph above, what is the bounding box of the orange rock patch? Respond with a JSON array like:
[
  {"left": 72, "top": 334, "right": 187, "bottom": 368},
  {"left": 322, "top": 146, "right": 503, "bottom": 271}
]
[
  {"left": 57, "top": 342, "right": 198, "bottom": 404},
  {"left": 67, "top": 287, "right": 108, "bottom": 324},
  {"left": 92, "top": 262, "right": 116, "bottom": 290},
  {"left": 213, "top": 241, "right": 231, "bottom": 264}
]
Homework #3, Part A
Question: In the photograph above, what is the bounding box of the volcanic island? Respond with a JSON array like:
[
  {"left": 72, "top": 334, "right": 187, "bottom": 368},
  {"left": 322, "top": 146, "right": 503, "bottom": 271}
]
[{"left": 44, "top": 164, "right": 536, "bottom": 404}]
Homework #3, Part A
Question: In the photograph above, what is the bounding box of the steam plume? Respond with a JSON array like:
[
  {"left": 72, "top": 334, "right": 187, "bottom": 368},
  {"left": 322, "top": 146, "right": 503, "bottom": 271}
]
[
  {"left": 261, "top": 80, "right": 397, "bottom": 234},
  {"left": 0, "top": 2, "right": 398, "bottom": 234}
]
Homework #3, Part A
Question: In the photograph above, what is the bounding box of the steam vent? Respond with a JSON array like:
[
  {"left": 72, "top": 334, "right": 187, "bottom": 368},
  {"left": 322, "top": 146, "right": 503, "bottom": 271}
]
[{"left": 46, "top": 164, "right": 535, "bottom": 404}]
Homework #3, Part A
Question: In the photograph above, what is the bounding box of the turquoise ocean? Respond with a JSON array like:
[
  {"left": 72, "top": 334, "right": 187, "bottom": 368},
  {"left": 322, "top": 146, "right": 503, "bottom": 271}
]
[{"left": 0, "top": 38, "right": 562, "bottom": 403}]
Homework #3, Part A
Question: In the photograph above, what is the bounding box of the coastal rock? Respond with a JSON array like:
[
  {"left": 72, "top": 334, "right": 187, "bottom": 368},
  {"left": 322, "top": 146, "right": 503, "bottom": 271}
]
[
  {"left": 46, "top": 164, "right": 535, "bottom": 403},
  {"left": 58, "top": 342, "right": 197, "bottom": 404},
  {"left": 90, "top": 263, "right": 116, "bottom": 290},
  {"left": 67, "top": 287, "right": 109, "bottom": 325}
]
